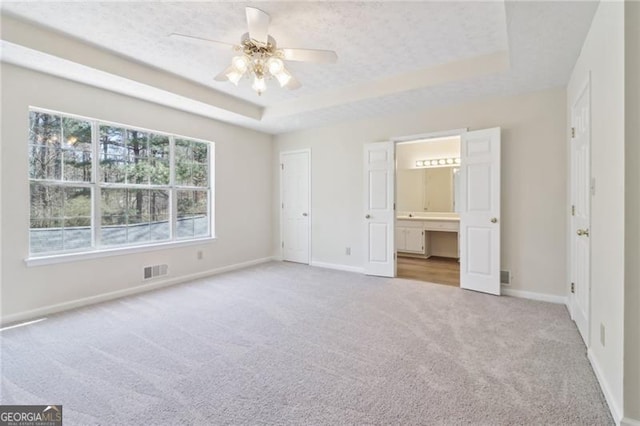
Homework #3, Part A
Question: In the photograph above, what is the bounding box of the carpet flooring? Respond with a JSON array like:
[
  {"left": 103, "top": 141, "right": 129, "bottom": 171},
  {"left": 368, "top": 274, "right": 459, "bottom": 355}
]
[{"left": 0, "top": 262, "right": 612, "bottom": 425}]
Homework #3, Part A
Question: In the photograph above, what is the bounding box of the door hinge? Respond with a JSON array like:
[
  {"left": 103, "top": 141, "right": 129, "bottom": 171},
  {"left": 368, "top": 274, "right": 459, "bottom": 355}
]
[
  {"left": 571, "top": 205, "right": 575, "bottom": 216},
  {"left": 282, "top": 241, "right": 284, "bottom": 248},
  {"left": 571, "top": 127, "right": 576, "bottom": 138},
  {"left": 571, "top": 282, "right": 575, "bottom": 293},
  {"left": 282, "top": 202, "right": 284, "bottom": 209},
  {"left": 393, "top": 203, "right": 396, "bottom": 211},
  {"left": 281, "top": 163, "right": 284, "bottom": 170}
]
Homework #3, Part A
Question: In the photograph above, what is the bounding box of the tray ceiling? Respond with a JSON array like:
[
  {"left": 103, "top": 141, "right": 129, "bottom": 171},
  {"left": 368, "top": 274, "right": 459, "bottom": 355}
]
[{"left": 0, "top": 1, "right": 598, "bottom": 134}]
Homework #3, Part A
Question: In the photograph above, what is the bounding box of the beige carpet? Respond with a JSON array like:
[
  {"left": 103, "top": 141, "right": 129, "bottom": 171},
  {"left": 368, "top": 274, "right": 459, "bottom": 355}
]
[{"left": 0, "top": 262, "right": 612, "bottom": 425}]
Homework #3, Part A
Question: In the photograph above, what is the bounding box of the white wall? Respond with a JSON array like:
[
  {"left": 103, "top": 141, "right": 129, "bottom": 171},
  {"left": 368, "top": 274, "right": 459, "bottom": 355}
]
[
  {"left": 567, "top": 1, "right": 626, "bottom": 422},
  {"left": 0, "top": 64, "right": 274, "bottom": 323},
  {"left": 624, "top": 2, "right": 640, "bottom": 423},
  {"left": 274, "top": 88, "right": 567, "bottom": 298}
]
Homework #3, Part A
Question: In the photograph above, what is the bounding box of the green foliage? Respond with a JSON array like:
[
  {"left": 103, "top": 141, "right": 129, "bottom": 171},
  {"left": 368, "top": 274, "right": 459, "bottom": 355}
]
[{"left": 29, "top": 112, "right": 210, "bottom": 246}]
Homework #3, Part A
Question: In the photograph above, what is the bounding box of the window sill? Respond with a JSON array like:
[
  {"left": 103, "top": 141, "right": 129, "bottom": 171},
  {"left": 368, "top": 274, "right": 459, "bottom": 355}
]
[{"left": 24, "top": 237, "right": 217, "bottom": 267}]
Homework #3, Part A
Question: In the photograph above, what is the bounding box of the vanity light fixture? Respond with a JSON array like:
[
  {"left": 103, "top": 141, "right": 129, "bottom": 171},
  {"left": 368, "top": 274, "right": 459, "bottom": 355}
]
[{"left": 415, "top": 157, "right": 461, "bottom": 168}]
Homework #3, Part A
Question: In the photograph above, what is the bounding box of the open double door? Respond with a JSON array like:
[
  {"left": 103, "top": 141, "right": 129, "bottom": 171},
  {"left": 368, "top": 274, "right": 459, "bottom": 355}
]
[{"left": 363, "top": 128, "right": 501, "bottom": 296}]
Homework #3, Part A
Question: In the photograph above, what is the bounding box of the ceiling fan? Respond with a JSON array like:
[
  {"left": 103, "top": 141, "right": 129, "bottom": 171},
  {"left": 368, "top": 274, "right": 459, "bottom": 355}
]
[{"left": 170, "top": 7, "right": 338, "bottom": 96}]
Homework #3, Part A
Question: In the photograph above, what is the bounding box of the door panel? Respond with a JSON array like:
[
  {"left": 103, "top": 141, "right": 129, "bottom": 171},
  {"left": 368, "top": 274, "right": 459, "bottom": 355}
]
[
  {"left": 369, "top": 170, "right": 389, "bottom": 209},
  {"left": 459, "top": 128, "right": 501, "bottom": 295},
  {"left": 281, "top": 150, "right": 310, "bottom": 264},
  {"left": 364, "top": 142, "right": 395, "bottom": 277},
  {"left": 467, "top": 164, "right": 492, "bottom": 211},
  {"left": 467, "top": 227, "right": 492, "bottom": 274},
  {"left": 369, "top": 223, "right": 389, "bottom": 262}
]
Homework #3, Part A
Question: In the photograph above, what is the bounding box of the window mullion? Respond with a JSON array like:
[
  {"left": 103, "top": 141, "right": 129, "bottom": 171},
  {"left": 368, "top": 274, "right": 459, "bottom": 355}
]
[
  {"left": 92, "top": 121, "right": 101, "bottom": 249},
  {"left": 208, "top": 143, "right": 214, "bottom": 238},
  {"left": 169, "top": 136, "right": 177, "bottom": 241}
]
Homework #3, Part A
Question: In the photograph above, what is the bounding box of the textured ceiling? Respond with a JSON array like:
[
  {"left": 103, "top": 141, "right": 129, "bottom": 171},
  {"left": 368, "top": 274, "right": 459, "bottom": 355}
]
[{"left": 0, "top": 1, "right": 598, "bottom": 134}]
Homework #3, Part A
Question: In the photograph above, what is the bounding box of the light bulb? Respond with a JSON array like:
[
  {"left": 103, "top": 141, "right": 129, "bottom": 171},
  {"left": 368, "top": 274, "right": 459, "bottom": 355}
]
[
  {"left": 252, "top": 75, "right": 267, "bottom": 94},
  {"left": 275, "top": 69, "right": 292, "bottom": 87},
  {"left": 267, "top": 57, "right": 284, "bottom": 75},
  {"left": 232, "top": 56, "right": 249, "bottom": 73},
  {"left": 415, "top": 161, "right": 423, "bottom": 167},
  {"left": 430, "top": 160, "right": 438, "bottom": 166},
  {"left": 438, "top": 159, "right": 446, "bottom": 165},
  {"left": 446, "top": 158, "right": 453, "bottom": 164},
  {"left": 226, "top": 69, "right": 243, "bottom": 86},
  {"left": 454, "top": 158, "right": 461, "bottom": 164}
]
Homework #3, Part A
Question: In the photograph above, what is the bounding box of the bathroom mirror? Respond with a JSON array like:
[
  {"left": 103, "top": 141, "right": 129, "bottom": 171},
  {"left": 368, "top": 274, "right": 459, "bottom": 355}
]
[{"left": 396, "top": 167, "right": 459, "bottom": 213}]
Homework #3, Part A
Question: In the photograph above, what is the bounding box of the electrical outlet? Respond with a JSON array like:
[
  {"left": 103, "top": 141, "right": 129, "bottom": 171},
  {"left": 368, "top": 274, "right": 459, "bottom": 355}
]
[
  {"left": 345, "top": 247, "right": 351, "bottom": 255},
  {"left": 197, "top": 250, "right": 204, "bottom": 260},
  {"left": 600, "top": 323, "right": 605, "bottom": 346}
]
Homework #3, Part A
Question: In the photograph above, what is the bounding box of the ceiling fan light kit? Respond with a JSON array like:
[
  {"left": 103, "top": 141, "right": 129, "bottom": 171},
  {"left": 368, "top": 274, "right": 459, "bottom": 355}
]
[
  {"left": 170, "top": 7, "right": 337, "bottom": 96},
  {"left": 225, "top": 35, "right": 293, "bottom": 95}
]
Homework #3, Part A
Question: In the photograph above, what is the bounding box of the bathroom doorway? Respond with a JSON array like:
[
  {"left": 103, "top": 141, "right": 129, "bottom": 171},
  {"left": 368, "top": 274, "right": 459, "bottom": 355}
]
[{"left": 395, "top": 136, "right": 461, "bottom": 286}]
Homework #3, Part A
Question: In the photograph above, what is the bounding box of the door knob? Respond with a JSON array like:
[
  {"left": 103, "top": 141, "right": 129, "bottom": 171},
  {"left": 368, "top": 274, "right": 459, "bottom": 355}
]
[
  {"left": 490, "top": 217, "right": 498, "bottom": 223},
  {"left": 365, "top": 214, "right": 371, "bottom": 219},
  {"left": 302, "top": 213, "right": 308, "bottom": 217},
  {"left": 577, "top": 228, "right": 590, "bottom": 236}
]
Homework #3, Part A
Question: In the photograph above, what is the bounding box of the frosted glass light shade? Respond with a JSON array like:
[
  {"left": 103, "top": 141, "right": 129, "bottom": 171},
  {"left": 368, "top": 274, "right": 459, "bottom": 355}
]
[
  {"left": 252, "top": 76, "right": 267, "bottom": 94},
  {"left": 226, "top": 70, "right": 243, "bottom": 85},
  {"left": 275, "top": 69, "right": 292, "bottom": 87},
  {"left": 267, "top": 57, "right": 284, "bottom": 75},
  {"left": 232, "top": 56, "right": 249, "bottom": 73}
]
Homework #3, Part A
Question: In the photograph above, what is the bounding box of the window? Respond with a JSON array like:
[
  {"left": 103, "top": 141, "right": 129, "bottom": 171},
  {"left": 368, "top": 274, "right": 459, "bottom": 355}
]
[{"left": 28, "top": 109, "right": 213, "bottom": 257}]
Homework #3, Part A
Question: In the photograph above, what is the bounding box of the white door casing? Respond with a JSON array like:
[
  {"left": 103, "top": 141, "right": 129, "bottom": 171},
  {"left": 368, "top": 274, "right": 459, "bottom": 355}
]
[
  {"left": 363, "top": 142, "right": 395, "bottom": 277},
  {"left": 281, "top": 150, "right": 310, "bottom": 264},
  {"left": 570, "top": 77, "right": 591, "bottom": 345},
  {"left": 459, "top": 128, "right": 501, "bottom": 295}
]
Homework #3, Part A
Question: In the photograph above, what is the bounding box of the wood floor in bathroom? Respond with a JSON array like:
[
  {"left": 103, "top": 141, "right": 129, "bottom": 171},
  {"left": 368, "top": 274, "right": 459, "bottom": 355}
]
[{"left": 397, "top": 255, "right": 460, "bottom": 287}]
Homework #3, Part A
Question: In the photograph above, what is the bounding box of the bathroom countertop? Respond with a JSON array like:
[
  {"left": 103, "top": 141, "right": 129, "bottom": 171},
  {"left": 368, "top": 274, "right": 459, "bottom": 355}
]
[{"left": 396, "top": 216, "right": 460, "bottom": 222}]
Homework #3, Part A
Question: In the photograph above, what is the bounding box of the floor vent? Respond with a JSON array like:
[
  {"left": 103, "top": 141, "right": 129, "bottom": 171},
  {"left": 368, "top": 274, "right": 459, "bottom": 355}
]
[
  {"left": 144, "top": 264, "right": 168, "bottom": 280},
  {"left": 500, "top": 270, "right": 511, "bottom": 285}
]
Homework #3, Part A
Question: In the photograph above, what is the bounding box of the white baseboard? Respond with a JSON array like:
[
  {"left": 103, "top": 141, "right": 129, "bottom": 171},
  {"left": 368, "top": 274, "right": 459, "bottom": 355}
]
[
  {"left": 588, "top": 349, "right": 623, "bottom": 424},
  {"left": 310, "top": 261, "right": 364, "bottom": 274},
  {"left": 622, "top": 417, "right": 640, "bottom": 426},
  {"left": 0, "top": 256, "right": 276, "bottom": 326},
  {"left": 501, "top": 287, "right": 567, "bottom": 304}
]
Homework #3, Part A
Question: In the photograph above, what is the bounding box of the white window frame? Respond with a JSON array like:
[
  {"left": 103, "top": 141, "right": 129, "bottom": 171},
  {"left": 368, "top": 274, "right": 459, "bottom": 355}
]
[{"left": 26, "top": 107, "right": 215, "bottom": 266}]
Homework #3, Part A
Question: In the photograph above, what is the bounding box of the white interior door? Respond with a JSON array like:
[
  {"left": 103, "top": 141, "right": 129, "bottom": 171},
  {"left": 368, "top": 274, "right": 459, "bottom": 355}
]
[
  {"left": 363, "top": 142, "right": 395, "bottom": 277},
  {"left": 459, "top": 128, "right": 501, "bottom": 295},
  {"left": 570, "top": 79, "right": 591, "bottom": 345},
  {"left": 281, "top": 150, "right": 310, "bottom": 264}
]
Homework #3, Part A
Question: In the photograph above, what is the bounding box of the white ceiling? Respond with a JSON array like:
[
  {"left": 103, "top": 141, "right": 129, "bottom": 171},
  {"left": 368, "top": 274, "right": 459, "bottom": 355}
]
[{"left": 0, "top": 1, "right": 598, "bottom": 135}]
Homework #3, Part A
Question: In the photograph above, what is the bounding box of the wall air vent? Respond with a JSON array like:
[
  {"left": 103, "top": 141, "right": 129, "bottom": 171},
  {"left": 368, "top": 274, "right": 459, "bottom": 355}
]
[
  {"left": 143, "top": 264, "right": 168, "bottom": 280},
  {"left": 500, "top": 270, "right": 511, "bottom": 285}
]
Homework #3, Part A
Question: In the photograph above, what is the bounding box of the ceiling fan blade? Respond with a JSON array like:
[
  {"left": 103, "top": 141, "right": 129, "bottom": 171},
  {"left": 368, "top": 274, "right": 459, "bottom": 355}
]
[
  {"left": 245, "top": 7, "right": 270, "bottom": 45},
  {"left": 286, "top": 74, "right": 302, "bottom": 90},
  {"left": 214, "top": 67, "right": 232, "bottom": 82},
  {"left": 169, "top": 33, "right": 236, "bottom": 50},
  {"left": 280, "top": 48, "right": 338, "bottom": 63}
]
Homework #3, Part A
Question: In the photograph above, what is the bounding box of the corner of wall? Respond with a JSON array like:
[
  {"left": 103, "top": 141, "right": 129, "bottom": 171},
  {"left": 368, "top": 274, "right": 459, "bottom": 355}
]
[{"left": 624, "top": 0, "right": 640, "bottom": 422}]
